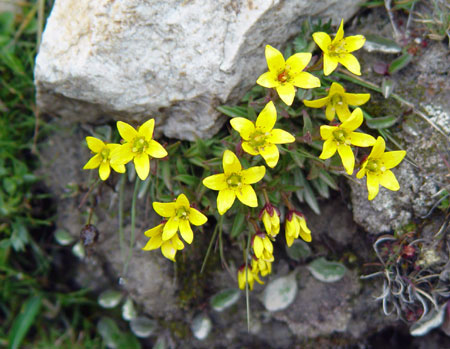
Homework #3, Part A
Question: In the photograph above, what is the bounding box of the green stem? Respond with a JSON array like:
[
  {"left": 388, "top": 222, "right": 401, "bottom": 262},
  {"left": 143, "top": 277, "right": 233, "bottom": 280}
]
[
  {"left": 118, "top": 173, "right": 126, "bottom": 262},
  {"left": 200, "top": 216, "right": 220, "bottom": 274},
  {"left": 123, "top": 177, "right": 140, "bottom": 276}
]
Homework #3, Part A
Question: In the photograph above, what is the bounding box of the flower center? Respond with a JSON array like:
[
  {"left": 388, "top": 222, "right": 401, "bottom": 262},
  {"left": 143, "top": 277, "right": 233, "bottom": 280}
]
[
  {"left": 131, "top": 137, "right": 148, "bottom": 153},
  {"left": 330, "top": 93, "right": 344, "bottom": 106},
  {"left": 328, "top": 40, "right": 347, "bottom": 57},
  {"left": 277, "top": 70, "right": 288, "bottom": 83},
  {"left": 176, "top": 207, "right": 189, "bottom": 220},
  {"left": 101, "top": 148, "right": 110, "bottom": 162},
  {"left": 332, "top": 129, "right": 348, "bottom": 144},
  {"left": 249, "top": 130, "right": 270, "bottom": 149},
  {"left": 366, "top": 159, "right": 386, "bottom": 174},
  {"left": 226, "top": 173, "right": 242, "bottom": 188}
]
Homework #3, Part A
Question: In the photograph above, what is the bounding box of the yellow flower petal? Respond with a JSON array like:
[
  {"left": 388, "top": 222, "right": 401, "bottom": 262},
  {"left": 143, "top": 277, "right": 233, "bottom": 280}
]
[
  {"left": 335, "top": 104, "right": 351, "bottom": 122},
  {"left": 337, "top": 144, "right": 355, "bottom": 174},
  {"left": 146, "top": 140, "right": 167, "bottom": 158},
  {"left": 367, "top": 173, "right": 380, "bottom": 200},
  {"left": 161, "top": 240, "right": 177, "bottom": 261},
  {"left": 110, "top": 163, "right": 126, "bottom": 174},
  {"left": 381, "top": 151, "right": 406, "bottom": 169},
  {"left": 237, "top": 184, "right": 258, "bottom": 207},
  {"left": 329, "top": 82, "right": 346, "bottom": 95},
  {"left": 356, "top": 167, "right": 366, "bottom": 179},
  {"left": 142, "top": 235, "right": 163, "bottom": 251},
  {"left": 319, "top": 138, "right": 337, "bottom": 159},
  {"left": 242, "top": 142, "right": 259, "bottom": 156},
  {"left": 344, "top": 92, "right": 370, "bottom": 106},
  {"left": 312, "top": 32, "right": 331, "bottom": 53},
  {"left": 265, "top": 45, "right": 285, "bottom": 74},
  {"left": 325, "top": 103, "right": 336, "bottom": 121},
  {"left": 138, "top": 119, "right": 155, "bottom": 140},
  {"left": 153, "top": 201, "right": 177, "bottom": 217},
  {"left": 202, "top": 173, "right": 228, "bottom": 190},
  {"left": 117, "top": 121, "right": 138, "bottom": 142},
  {"left": 344, "top": 35, "right": 366, "bottom": 52},
  {"left": 286, "top": 53, "right": 311, "bottom": 73},
  {"left": 348, "top": 132, "right": 376, "bottom": 147},
  {"left": 267, "top": 129, "right": 295, "bottom": 144},
  {"left": 176, "top": 193, "right": 190, "bottom": 208},
  {"left": 83, "top": 154, "right": 102, "bottom": 169},
  {"left": 223, "top": 150, "right": 242, "bottom": 174},
  {"left": 285, "top": 230, "right": 294, "bottom": 247},
  {"left": 256, "top": 101, "right": 276, "bottom": 132},
  {"left": 263, "top": 238, "right": 273, "bottom": 254},
  {"left": 259, "top": 143, "right": 279, "bottom": 168},
  {"left": 320, "top": 125, "right": 336, "bottom": 140},
  {"left": 291, "top": 72, "right": 320, "bottom": 89},
  {"left": 339, "top": 53, "right": 361, "bottom": 75},
  {"left": 379, "top": 170, "right": 400, "bottom": 191},
  {"left": 276, "top": 84, "right": 296, "bottom": 106},
  {"left": 323, "top": 54, "right": 339, "bottom": 76},
  {"left": 99, "top": 161, "right": 111, "bottom": 180},
  {"left": 303, "top": 96, "right": 329, "bottom": 108},
  {"left": 241, "top": 166, "right": 266, "bottom": 184},
  {"left": 341, "top": 107, "right": 363, "bottom": 131},
  {"left": 107, "top": 143, "right": 121, "bottom": 152},
  {"left": 230, "top": 117, "right": 255, "bottom": 140},
  {"left": 134, "top": 153, "right": 150, "bottom": 180},
  {"left": 110, "top": 143, "right": 134, "bottom": 165},
  {"left": 256, "top": 71, "right": 279, "bottom": 88},
  {"left": 144, "top": 223, "right": 164, "bottom": 237},
  {"left": 172, "top": 234, "right": 185, "bottom": 250},
  {"left": 179, "top": 220, "right": 193, "bottom": 244},
  {"left": 86, "top": 136, "right": 105, "bottom": 153},
  {"left": 369, "top": 137, "right": 386, "bottom": 159},
  {"left": 189, "top": 208, "right": 207, "bottom": 226},
  {"left": 217, "top": 188, "right": 236, "bottom": 215},
  {"left": 334, "top": 19, "right": 345, "bottom": 42},
  {"left": 300, "top": 230, "right": 312, "bottom": 242},
  {"left": 253, "top": 236, "right": 263, "bottom": 258},
  {"left": 162, "top": 217, "right": 179, "bottom": 240}
]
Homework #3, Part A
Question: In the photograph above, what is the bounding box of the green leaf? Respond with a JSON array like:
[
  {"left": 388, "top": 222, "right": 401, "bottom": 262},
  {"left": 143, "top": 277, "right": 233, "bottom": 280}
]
[
  {"left": 364, "top": 34, "right": 401, "bottom": 54},
  {"left": 262, "top": 274, "right": 298, "bottom": 312},
  {"left": 303, "top": 181, "right": 320, "bottom": 214},
  {"left": 318, "top": 169, "right": 338, "bottom": 190},
  {"left": 302, "top": 111, "right": 313, "bottom": 135},
  {"left": 307, "top": 257, "right": 347, "bottom": 283},
  {"left": 286, "top": 240, "right": 311, "bottom": 261},
  {"left": 230, "top": 212, "right": 246, "bottom": 238},
  {"left": 173, "top": 174, "right": 200, "bottom": 187},
  {"left": 381, "top": 77, "right": 394, "bottom": 98},
  {"left": 217, "top": 105, "right": 248, "bottom": 118},
  {"left": 366, "top": 115, "right": 398, "bottom": 129},
  {"left": 160, "top": 161, "right": 172, "bottom": 192},
  {"left": 10, "top": 221, "right": 28, "bottom": 251},
  {"left": 8, "top": 295, "right": 42, "bottom": 349},
  {"left": 388, "top": 52, "right": 413, "bottom": 74},
  {"left": 210, "top": 288, "right": 241, "bottom": 312}
]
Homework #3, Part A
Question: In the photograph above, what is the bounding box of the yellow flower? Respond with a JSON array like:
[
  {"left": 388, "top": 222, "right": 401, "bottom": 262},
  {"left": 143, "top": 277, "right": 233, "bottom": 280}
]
[
  {"left": 252, "top": 232, "right": 275, "bottom": 262},
  {"left": 142, "top": 223, "right": 185, "bottom": 262},
  {"left": 313, "top": 19, "right": 366, "bottom": 76},
  {"left": 152, "top": 193, "right": 207, "bottom": 244},
  {"left": 230, "top": 101, "right": 295, "bottom": 168},
  {"left": 356, "top": 136, "right": 406, "bottom": 200},
  {"left": 259, "top": 203, "right": 280, "bottom": 238},
  {"left": 256, "top": 45, "right": 321, "bottom": 105},
  {"left": 251, "top": 256, "right": 272, "bottom": 277},
  {"left": 202, "top": 150, "right": 266, "bottom": 215},
  {"left": 238, "top": 264, "right": 263, "bottom": 291},
  {"left": 303, "top": 82, "right": 370, "bottom": 122},
  {"left": 319, "top": 108, "right": 375, "bottom": 175},
  {"left": 83, "top": 137, "right": 125, "bottom": 180},
  {"left": 285, "top": 211, "right": 311, "bottom": 247},
  {"left": 110, "top": 119, "right": 168, "bottom": 180}
]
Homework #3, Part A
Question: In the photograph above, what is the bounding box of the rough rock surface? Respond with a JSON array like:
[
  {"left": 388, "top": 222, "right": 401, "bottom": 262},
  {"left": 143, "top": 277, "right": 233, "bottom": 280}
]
[
  {"left": 347, "top": 9, "right": 450, "bottom": 234},
  {"left": 35, "top": 0, "right": 360, "bottom": 141}
]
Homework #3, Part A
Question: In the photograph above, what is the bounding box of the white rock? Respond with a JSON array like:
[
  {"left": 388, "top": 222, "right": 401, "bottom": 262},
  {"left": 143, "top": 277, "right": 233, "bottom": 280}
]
[{"left": 35, "top": 0, "right": 360, "bottom": 140}]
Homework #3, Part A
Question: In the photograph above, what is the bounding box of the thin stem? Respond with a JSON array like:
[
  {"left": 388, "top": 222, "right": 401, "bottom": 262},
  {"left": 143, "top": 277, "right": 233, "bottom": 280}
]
[
  {"left": 118, "top": 173, "right": 126, "bottom": 261},
  {"left": 245, "top": 229, "right": 252, "bottom": 332},
  {"left": 78, "top": 178, "right": 101, "bottom": 209},
  {"left": 262, "top": 188, "right": 270, "bottom": 205},
  {"left": 123, "top": 177, "right": 140, "bottom": 276},
  {"left": 200, "top": 219, "right": 220, "bottom": 274}
]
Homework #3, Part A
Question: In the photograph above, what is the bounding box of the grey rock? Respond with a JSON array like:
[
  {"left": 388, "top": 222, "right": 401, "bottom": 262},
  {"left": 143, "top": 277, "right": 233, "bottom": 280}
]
[{"left": 35, "top": 0, "right": 361, "bottom": 141}]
